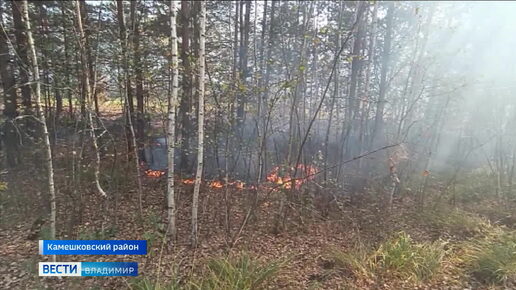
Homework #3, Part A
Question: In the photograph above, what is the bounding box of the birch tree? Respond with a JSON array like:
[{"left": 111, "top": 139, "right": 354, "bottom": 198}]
[
  {"left": 191, "top": 0, "right": 205, "bottom": 248},
  {"left": 75, "top": 0, "right": 107, "bottom": 198},
  {"left": 10, "top": 0, "right": 31, "bottom": 115},
  {"left": 22, "top": 0, "right": 56, "bottom": 259},
  {"left": 167, "top": 0, "right": 178, "bottom": 240}
]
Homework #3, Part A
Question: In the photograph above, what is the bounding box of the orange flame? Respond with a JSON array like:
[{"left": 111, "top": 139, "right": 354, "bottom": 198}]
[
  {"left": 182, "top": 178, "right": 195, "bottom": 185},
  {"left": 235, "top": 182, "right": 245, "bottom": 190},
  {"left": 266, "top": 164, "right": 317, "bottom": 190},
  {"left": 182, "top": 178, "right": 247, "bottom": 190},
  {"left": 145, "top": 169, "right": 165, "bottom": 178},
  {"left": 209, "top": 180, "right": 224, "bottom": 188}
]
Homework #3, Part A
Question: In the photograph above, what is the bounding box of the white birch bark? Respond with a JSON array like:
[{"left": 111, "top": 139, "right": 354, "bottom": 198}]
[
  {"left": 22, "top": 0, "right": 57, "bottom": 260},
  {"left": 74, "top": 0, "right": 107, "bottom": 197},
  {"left": 191, "top": 0, "right": 206, "bottom": 248},
  {"left": 167, "top": 0, "right": 178, "bottom": 240}
]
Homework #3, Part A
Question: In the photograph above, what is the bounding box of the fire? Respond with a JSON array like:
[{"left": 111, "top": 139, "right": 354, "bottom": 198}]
[
  {"left": 235, "top": 181, "right": 245, "bottom": 190},
  {"left": 142, "top": 164, "right": 316, "bottom": 191},
  {"left": 266, "top": 164, "right": 317, "bottom": 190},
  {"left": 182, "top": 178, "right": 195, "bottom": 185},
  {"left": 226, "top": 180, "right": 246, "bottom": 190},
  {"left": 181, "top": 178, "right": 248, "bottom": 190},
  {"left": 145, "top": 169, "right": 165, "bottom": 178},
  {"left": 209, "top": 180, "right": 224, "bottom": 188}
]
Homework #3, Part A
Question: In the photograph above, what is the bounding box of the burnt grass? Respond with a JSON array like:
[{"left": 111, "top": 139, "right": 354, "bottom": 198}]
[{"left": 1, "top": 143, "right": 514, "bottom": 289}]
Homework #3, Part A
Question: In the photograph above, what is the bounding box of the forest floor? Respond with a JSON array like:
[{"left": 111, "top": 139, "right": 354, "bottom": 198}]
[
  {"left": 2, "top": 160, "right": 516, "bottom": 290},
  {"left": 2, "top": 114, "right": 516, "bottom": 289}
]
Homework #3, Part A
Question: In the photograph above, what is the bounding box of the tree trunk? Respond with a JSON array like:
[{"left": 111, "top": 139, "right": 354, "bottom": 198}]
[
  {"left": 191, "top": 0, "right": 205, "bottom": 248},
  {"left": 344, "top": 1, "right": 366, "bottom": 160},
  {"left": 236, "top": 0, "right": 250, "bottom": 127},
  {"left": 79, "top": 0, "right": 99, "bottom": 116},
  {"left": 179, "top": 0, "right": 192, "bottom": 173},
  {"left": 358, "top": 1, "right": 378, "bottom": 171},
  {"left": 324, "top": 1, "right": 345, "bottom": 181},
  {"left": 167, "top": 0, "right": 178, "bottom": 241},
  {"left": 22, "top": 0, "right": 56, "bottom": 261},
  {"left": 116, "top": 0, "right": 143, "bottom": 215},
  {"left": 371, "top": 2, "right": 393, "bottom": 150},
  {"left": 232, "top": 1, "right": 239, "bottom": 86},
  {"left": 117, "top": 0, "right": 135, "bottom": 157},
  {"left": 256, "top": 0, "right": 268, "bottom": 182},
  {"left": 60, "top": 1, "right": 73, "bottom": 118},
  {"left": 75, "top": 0, "right": 107, "bottom": 198},
  {"left": 131, "top": 0, "right": 145, "bottom": 149},
  {"left": 10, "top": 0, "right": 31, "bottom": 115},
  {"left": 37, "top": 3, "right": 52, "bottom": 121}
]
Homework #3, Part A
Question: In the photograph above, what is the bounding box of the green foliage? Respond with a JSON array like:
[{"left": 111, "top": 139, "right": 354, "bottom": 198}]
[
  {"left": 143, "top": 212, "right": 165, "bottom": 250},
  {"left": 142, "top": 230, "right": 162, "bottom": 250},
  {"left": 466, "top": 233, "right": 516, "bottom": 284},
  {"left": 374, "top": 232, "right": 445, "bottom": 281},
  {"left": 329, "top": 232, "right": 445, "bottom": 282},
  {"left": 0, "top": 181, "right": 8, "bottom": 191},
  {"left": 190, "top": 254, "right": 285, "bottom": 290},
  {"left": 146, "top": 212, "right": 165, "bottom": 232}
]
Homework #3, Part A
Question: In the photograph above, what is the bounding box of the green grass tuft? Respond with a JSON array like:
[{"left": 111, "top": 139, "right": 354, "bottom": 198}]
[
  {"left": 191, "top": 253, "right": 286, "bottom": 290},
  {"left": 374, "top": 232, "right": 445, "bottom": 281},
  {"left": 328, "top": 244, "right": 374, "bottom": 279},
  {"left": 466, "top": 233, "right": 516, "bottom": 285},
  {"left": 329, "top": 232, "right": 445, "bottom": 282}
]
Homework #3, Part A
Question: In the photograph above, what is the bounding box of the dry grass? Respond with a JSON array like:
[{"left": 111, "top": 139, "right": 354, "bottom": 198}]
[{"left": 328, "top": 231, "right": 446, "bottom": 284}]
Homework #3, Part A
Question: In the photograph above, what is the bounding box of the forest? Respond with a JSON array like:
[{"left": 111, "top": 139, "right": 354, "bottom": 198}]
[{"left": 1, "top": 0, "right": 516, "bottom": 289}]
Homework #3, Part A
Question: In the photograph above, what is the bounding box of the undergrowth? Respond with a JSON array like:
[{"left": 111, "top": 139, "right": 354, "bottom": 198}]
[
  {"left": 465, "top": 231, "right": 516, "bottom": 285},
  {"left": 130, "top": 253, "right": 285, "bottom": 290},
  {"left": 329, "top": 231, "right": 446, "bottom": 283},
  {"left": 412, "top": 205, "right": 491, "bottom": 237}
]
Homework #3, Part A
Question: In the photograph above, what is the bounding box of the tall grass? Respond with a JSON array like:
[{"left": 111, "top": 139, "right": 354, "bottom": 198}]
[
  {"left": 130, "top": 253, "right": 285, "bottom": 290},
  {"left": 375, "top": 232, "right": 445, "bottom": 281},
  {"left": 466, "top": 233, "right": 516, "bottom": 285},
  {"left": 329, "top": 232, "right": 445, "bottom": 282},
  {"left": 191, "top": 254, "right": 285, "bottom": 290},
  {"left": 328, "top": 244, "right": 374, "bottom": 279}
]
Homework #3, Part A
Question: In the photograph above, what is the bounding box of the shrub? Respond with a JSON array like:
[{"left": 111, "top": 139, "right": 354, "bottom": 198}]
[{"left": 467, "top": 233, "right": 516, "bottom": 284}]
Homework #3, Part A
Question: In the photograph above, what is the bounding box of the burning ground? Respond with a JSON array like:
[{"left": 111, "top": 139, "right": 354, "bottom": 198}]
[
  {"left": 144, "top": 163, "right": 317, "bottom": 191},
  {"left": 3, "top": 149, "right": 516, "bottom": 289}
]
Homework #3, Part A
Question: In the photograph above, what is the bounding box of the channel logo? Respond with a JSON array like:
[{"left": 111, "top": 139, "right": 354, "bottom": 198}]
[
  {"left": 39, "top": 262, "right": 81, "bottom": 276},
  {"left": 39, "top": 262, "right": 138, "bottom": 277}
]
